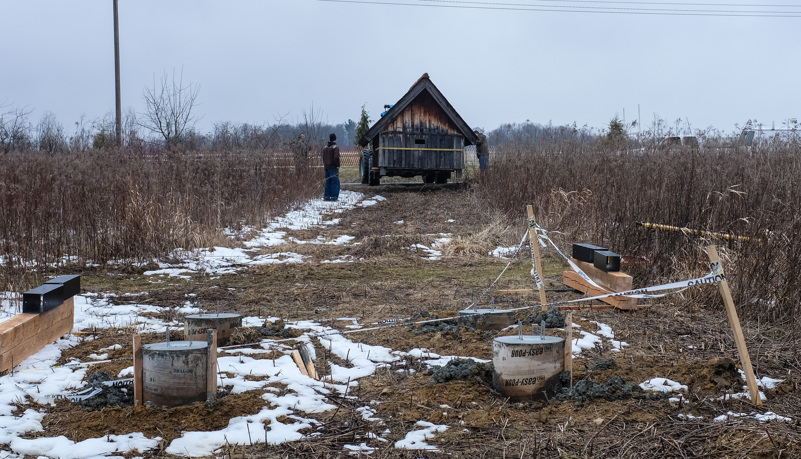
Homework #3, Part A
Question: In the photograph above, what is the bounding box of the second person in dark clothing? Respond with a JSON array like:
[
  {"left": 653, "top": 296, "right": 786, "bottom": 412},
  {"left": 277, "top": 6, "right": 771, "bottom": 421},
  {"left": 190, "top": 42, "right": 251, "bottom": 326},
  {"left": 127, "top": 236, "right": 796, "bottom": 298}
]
[
  {"left": 474, "top": 128, "right": 489, "bottom": 173},
  {"left": 322, "top": 133, "right": 340, "bottom": 201}
]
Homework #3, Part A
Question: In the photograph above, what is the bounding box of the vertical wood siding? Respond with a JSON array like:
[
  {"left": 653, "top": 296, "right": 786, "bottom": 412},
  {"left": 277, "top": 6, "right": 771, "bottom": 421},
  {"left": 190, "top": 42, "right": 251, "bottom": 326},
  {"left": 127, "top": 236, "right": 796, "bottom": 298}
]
[{"left": 378, "top": 91, "right": 465, "bottom": 171}]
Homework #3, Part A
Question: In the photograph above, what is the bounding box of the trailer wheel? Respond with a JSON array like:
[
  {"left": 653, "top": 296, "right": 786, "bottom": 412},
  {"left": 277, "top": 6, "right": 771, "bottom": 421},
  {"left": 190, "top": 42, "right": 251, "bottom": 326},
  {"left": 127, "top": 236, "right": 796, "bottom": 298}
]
[
  {"left": 369, "top": 170, "right": 381, "bottom": 186},
  {"left": 423, "top": 172, "right": 436, "bottom": 184},
  {"left": 359, "top": 157, "right": 368, "bottom": 184}
]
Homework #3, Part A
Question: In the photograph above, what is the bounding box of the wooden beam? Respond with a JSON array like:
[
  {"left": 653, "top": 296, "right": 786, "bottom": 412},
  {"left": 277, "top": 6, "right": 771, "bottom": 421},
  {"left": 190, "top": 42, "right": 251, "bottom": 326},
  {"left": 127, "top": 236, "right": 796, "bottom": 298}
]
[
  {"left": 526, "top": 205, "right": 548, "bottom": 309},
  {"left": 707, "top": 245, "right": 762, "bottom": 406},
  {"left": 569, "top": 259, "right": 633, "bottom": 293},
  {"left": 0, "top": 298, "right": 74, "bottom": 374},
  {"left": 562, "top": 271, "right": 638, "bottom": 309}
]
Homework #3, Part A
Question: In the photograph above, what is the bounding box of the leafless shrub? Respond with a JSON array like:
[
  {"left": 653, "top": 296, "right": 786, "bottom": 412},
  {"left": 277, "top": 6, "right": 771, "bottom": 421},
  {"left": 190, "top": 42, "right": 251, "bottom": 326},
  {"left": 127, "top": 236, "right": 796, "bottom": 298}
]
[{"left": 36, "top": 111, "right": 68, "bottom": 153}]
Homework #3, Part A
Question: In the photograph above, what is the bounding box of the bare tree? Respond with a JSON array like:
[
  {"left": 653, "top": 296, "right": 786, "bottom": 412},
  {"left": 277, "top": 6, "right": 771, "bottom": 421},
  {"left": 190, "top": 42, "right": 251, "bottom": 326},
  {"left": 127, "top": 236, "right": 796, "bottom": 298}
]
[
  {"left": 298, "top": 103, "right": 326, "bottom": 145},
  {"left": 140, "top": 69, "right": 201, "bottom": 148},
  {"left": 0, "top": 103, "right": 34, "bottom": 153}
]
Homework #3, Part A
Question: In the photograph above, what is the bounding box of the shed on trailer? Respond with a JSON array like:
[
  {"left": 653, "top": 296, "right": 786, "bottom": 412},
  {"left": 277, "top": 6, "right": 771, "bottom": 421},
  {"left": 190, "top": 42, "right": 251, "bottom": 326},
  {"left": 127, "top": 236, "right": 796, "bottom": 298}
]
[{"left": 358, "top": 73, "right": 477, "bottom": 185}]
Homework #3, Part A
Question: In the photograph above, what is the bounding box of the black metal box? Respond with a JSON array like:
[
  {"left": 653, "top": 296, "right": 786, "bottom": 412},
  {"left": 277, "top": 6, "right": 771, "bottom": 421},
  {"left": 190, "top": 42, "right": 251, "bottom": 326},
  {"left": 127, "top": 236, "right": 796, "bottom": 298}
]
[
  {"left": 594, "top": 250, "right": 621, "bottom": 272},
  {"left": 22, "top": 284, "right": 64, "bottom": 313},
  {"left": 44, "top": 274, "right": 81, "bottom": 300},
  {"left": 572, "top": 243, "right": 607, "bottom": 263}
]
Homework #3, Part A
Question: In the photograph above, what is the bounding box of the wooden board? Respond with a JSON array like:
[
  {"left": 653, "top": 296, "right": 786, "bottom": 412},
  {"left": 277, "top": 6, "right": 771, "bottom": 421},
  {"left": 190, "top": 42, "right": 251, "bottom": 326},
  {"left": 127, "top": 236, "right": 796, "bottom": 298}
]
[
  {"left": 562, "top": 271, "right": 638, "bottom": 310},
  {"left": 0, "top": 297, "right": 74, "bottom": 374},
  {"left": 569, "top": 259, "right": 633, "bottom": 293}
]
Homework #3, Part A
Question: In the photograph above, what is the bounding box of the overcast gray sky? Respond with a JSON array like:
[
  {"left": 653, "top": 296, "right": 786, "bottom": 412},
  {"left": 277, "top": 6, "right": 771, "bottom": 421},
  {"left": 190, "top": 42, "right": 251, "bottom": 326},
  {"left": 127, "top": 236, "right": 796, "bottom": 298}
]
[{"left": 2, "top": 0, "right": 799, "bottom": 137}]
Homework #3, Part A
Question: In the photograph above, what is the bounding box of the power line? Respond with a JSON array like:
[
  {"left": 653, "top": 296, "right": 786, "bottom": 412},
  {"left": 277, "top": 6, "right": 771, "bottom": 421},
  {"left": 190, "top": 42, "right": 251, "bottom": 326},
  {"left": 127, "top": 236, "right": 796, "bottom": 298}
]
[
  {"left": 425, "top": 0, "right": 801, "bottom": 8},
  {"left": 423, "top": 0, "right": 801, "bottom": 14},
  {"left": 318, "top": 0, "right": 801, "bottom": 16}
]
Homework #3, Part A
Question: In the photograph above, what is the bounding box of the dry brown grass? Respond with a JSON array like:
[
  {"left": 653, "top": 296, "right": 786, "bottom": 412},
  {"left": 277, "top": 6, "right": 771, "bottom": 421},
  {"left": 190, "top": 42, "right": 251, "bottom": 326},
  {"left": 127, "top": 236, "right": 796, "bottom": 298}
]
[
  {"left": 0, "top": 148, "right": 319, "bottom": 289},
  {"left": 473, "top": 137, "right": 801, "bottom": 325}
]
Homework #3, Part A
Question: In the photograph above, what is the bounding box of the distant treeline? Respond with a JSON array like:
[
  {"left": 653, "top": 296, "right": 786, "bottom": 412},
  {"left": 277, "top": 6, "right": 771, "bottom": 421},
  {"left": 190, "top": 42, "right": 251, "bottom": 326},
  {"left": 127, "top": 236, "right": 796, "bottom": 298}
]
[
  {"left": 6, "top": 102, "right": 770, "bottom": 155},
  {"left": 487, "top": 121, "right": 598, "bottom": 145},
  {"left": 2, "top": 101, "right": 613, "bottom": 155},
  {"left": 0, "top": 106, "right": 361, "bottom": 154}
]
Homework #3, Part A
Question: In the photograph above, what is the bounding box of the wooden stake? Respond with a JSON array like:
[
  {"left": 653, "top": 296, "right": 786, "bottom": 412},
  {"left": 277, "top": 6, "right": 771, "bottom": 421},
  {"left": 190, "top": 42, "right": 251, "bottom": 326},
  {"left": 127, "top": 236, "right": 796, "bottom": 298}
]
[
  {"left": 207, "top": 329, "right": 218, "bottom": 403},
  {"left": 291, "top": 350, "right": 309, "bottom": 376},
  {"left": 527, "top": 205, "right": 548, "bottom": 309},
  {"left": 132, "top": 334, "right": 142, "bottom": 407},
  {"left": 564, "top": 312, "right": 573, "bottom": 387},
  {"left": 297, "top": 344, "right": 318, "bottom": 380},
  {"left": 706, "top": 245, "right": 762, "bottom": 406}
]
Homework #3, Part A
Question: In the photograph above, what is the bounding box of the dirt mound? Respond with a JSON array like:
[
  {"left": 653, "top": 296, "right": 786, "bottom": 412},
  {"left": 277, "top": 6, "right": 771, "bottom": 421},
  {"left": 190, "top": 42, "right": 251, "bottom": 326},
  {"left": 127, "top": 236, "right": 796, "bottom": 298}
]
[
  {"left": 556, "top": 375, "right": 658, "bottom": 406},
  {"left": 525, "top": 307, "right": 565, "bottom": 328},
  {"left": 410, "top": 319, "right": 463, "bottom": 335},
  {"left": 427, "top": 358, "right": 493, "bottom": 385},
  {"left": 228, "top": 326, "right": 266, "bottom": 345},
  {"left": 588, "top": 358, "right": 617, "bottom": 372},
  {"left": 78, "top": 372, "right": 134, "bottom": 411},
  {"left": 259, "top": 318, "right": 303, "bottom": 338},
  {"left": 576, "top": 356, "right": 745, "bottom": 397},
  {"left": 42, "top": 391, "right": 268, "bottom": 444}
]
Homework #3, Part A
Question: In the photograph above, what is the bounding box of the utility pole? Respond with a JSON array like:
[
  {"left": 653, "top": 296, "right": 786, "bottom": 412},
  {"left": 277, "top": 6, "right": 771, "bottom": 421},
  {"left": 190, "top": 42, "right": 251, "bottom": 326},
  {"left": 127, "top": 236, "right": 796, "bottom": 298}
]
[{"left": 113, "top": 0, "right": 122, "bottom": 147}]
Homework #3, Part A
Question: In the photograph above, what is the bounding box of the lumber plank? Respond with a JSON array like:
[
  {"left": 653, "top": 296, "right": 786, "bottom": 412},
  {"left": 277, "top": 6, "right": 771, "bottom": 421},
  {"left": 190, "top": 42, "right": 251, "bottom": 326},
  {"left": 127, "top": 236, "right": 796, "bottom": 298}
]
[
  {"left": 291, "top": 350, "right": 309, "bottom": 376},
  {"left": 569, "top": 259, "right": 633, "bottom": 293},
  {"left": 563, "top": 271, "right": 638, "bottom": 309},
  {"left": 297, "top": 345, "right": 318, "bottom": 380},
  {"left": 0, "top": 301, "right": 74, "bottom": 373},
  {"left": 0, "top": 298, "right": 74, "bottom": 348},
  {"left": 0, "top": 318, "right": 73, "bottom": 371},
  {"left": 306, "top": 362, "right": 318, "bottom": 380},
  {"left": 0, "top": 314, "right": 36, "bottom": 348},
  {"left": 0, "top": 313, "right": 30, "bottom": 334}
]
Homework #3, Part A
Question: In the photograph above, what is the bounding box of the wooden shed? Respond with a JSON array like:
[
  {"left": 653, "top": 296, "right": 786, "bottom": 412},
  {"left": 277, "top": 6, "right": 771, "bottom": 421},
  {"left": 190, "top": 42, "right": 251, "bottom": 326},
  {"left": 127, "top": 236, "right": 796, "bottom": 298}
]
[{"left": 358, "top": 73, "right": 477, "bottom": 185}]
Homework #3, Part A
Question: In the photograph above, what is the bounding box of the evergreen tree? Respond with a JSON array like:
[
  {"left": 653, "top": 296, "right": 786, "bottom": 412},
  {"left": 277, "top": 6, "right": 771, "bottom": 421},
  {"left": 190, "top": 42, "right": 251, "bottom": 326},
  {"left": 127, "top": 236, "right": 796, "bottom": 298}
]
[
  {"left": 344, "top": 119, "right": 357, "bottom": 145},
  {"left": 607, "top": 116, "right": 626, "bottom": 144},
  {"left": 355, "top": 105, "right": 371, "bottom": 146}
]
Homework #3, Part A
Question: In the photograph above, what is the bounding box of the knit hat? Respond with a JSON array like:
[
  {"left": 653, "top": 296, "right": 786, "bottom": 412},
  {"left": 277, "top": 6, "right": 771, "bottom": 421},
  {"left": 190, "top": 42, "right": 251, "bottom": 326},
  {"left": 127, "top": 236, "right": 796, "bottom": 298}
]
[{"left": 329, "top": 133, "right": 337, "bottom": 141}]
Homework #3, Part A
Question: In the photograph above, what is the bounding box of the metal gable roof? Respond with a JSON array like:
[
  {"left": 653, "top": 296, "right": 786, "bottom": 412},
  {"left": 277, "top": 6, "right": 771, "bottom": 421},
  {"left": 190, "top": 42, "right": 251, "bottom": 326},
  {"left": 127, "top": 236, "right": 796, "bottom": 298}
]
[{"left": 358, "top": 74, "right": 477, "bottom": 147}]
